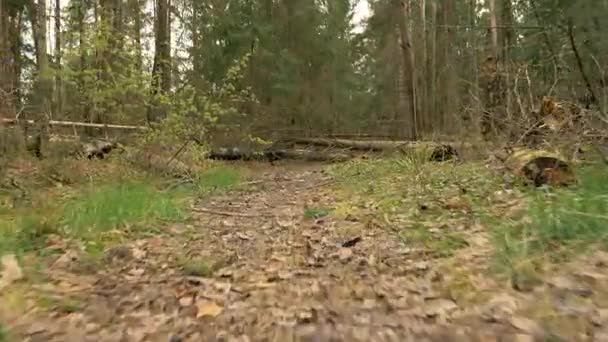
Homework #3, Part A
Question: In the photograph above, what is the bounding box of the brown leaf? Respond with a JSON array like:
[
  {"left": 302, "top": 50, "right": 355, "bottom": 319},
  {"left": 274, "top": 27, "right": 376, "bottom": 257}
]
[
  {"left": 179, "top": 296, "right": 194, "bottom": 307},
  {"left": 131, "top": 248, "right": 147, "bottom": 260},
  {"left": 0, "top": 254, "right": 23, "bottom": 290},
  {"left": 424, "top": 298, "right": 458, "bottom": 317},
  {"left": 338, "top": 248, "right": 353, "bottom": 262},
  {"left": 196, "top": 300, "right": 223, "bottom": 318},
  {"left": 442, "top": 196, "right": 471, "bottom": 211},
  {"left": 510, "top": 316, "right": 543, "bottom": 334}
]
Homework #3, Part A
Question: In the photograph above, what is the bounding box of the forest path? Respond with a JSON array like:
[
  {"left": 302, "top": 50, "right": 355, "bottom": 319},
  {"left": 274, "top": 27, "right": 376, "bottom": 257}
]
[{"left": 5, "top": 161, "right": 606, "bottom": 341}]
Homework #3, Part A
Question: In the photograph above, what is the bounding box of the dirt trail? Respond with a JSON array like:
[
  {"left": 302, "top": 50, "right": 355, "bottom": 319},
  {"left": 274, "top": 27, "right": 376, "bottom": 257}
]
[{"left": 5, "top": 163, "right": 607, "bottom": 341}]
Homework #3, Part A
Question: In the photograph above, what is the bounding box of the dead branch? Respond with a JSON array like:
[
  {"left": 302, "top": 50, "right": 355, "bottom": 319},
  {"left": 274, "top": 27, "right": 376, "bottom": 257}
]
[{"left": 192, "top": 207, "right": 266, "bottom": 218}]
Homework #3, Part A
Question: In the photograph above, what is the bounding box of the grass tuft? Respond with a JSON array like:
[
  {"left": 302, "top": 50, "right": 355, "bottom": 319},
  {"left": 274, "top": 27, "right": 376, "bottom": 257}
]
[
  {"left": 61, "top": 181, "right": 184, "bottom": 237},
  {"left": 196, "top": 166, "right": 242, "bottom": 195},
  {"left": 304, "top": 207, "right": 332, "bottom": 220},
  {"left": 0, "top": 180, "right": 186, "bottom": 257},
  {"left": 182, "top": 258, "right": 216, "bottom": 277},
  {"left": 492, "top": 165, "right": 608, "bottom": 274}
]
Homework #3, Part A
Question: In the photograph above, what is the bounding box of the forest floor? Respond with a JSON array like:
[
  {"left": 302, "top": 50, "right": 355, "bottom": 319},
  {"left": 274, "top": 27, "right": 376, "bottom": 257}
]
[{"left": 2, "top": 155, "right": 608, "bottom": 341}]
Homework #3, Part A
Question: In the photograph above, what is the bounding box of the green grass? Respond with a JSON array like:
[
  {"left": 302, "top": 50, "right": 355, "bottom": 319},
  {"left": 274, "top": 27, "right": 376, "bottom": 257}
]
[
  {"left": 304, "top": 206, "right": 332, "bottom": 220},
  {"left": 61, "top": 181, "right": 185, "bottom": 237},
  {"left": 493, "top": 165, "right": 608, "bottom": 274},
  {"left": 0, "top": 180, "right": 187, "bottom": 257},
  {"left": 0, "top": 323, "right": 10, "bottom": 342},
  {"left": 401, "top": 225, "right": 469, "bottom": 257},
  {"left": 195, "top": 166, "right": 242, "bottom": 195},
  {"left": 181, "top": 257, "right": 217, "bottom": 277}
]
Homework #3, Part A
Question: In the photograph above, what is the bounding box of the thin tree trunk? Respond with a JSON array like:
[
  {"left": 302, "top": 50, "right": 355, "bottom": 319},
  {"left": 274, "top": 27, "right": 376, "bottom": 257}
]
[
  {"left": 418, "top": 0, "right": 428, "bottom": 133},
  {"left": 488, "top": 0, "right": 499, "bottom": 59},
  {"left": 28, "top": 0, "right": 53, "bottom": 157},
  {"left": 131, "top": 0, "right": 142, "bottom": 71},
  {"left": 0, "top": 0, "right": 12, "bottom": 114},
  {"left": 9, "top": 12, "right": 24, "bottom": 110},
  {"left": 429, "top": 0, "right": 437, "bottom": 130},
  {"left": 502, "top": 0, "right": 513, "bottom": 123},
  {"left": 54, "top": 0, "right": 62, "bottom": 117},
  {"left": 77, "top": 0, "right": 91, "bottom": 129}
]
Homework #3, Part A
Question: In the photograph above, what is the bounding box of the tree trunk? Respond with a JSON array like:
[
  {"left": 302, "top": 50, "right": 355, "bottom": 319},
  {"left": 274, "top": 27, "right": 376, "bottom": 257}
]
[
  {"left": 9, "top": 11, "right": 24, "bottom": 110},
  {"left": 397, "top": 0, "right": 418, "bottom": 140},
  {"left": 130, "top": 0, "right": 142, "bottom": 72},
  {"left": 148, "top": 0, "right": 171, "bottom": 122}
]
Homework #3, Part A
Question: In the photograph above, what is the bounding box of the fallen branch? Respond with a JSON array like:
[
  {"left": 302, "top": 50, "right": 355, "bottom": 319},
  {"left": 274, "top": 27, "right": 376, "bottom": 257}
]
[{"left": 1, "top": 118, "right": 148, "bottom": 131}]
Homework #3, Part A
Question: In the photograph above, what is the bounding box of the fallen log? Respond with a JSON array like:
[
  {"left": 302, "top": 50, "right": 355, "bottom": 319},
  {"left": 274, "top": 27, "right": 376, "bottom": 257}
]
[
  {"left": 282, "top": 137, "right": 409, "bottom": 151},
  {"left": 80, "top": 139, "right": 124, "bottom": 159},
  {"left": 207, "top": 147, "right": 351, "bottom": 163},
  {"left": 504, "top": 148, "right": 575, "bottom": 187},
  {"left": 283, "top": 137, "right": 464, "bottom": 159}
]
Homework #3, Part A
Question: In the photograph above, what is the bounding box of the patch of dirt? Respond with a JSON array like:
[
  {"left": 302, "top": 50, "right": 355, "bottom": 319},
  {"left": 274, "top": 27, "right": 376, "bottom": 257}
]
[{"left": 2, "top": 162, "right": 606, "bottom": 341}]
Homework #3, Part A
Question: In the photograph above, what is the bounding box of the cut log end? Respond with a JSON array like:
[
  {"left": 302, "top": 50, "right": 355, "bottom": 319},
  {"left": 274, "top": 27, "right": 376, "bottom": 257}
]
[
  {"left": 429, "top": 144, "right": 459, "bottom": 162},
  {"left": 521, "top": 157, "right": 575, "bottom": 187},
  {"left": 506, "top": 149, "right": 576, "bottom": 187}
]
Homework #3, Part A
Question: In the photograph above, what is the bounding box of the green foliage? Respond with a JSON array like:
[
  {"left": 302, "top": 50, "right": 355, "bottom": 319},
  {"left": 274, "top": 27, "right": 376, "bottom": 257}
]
[
  {"left": 493, "top": 166, "right": 608, "bottom": 273},
  {"left": 146, "top": 53, "right": 256, "bottom": 147}
]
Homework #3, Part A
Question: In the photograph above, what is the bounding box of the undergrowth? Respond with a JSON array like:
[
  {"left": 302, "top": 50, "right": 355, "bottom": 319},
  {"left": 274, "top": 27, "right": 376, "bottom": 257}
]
[{"left": 493, "top": 165, "right": 608, "bottom": 273}]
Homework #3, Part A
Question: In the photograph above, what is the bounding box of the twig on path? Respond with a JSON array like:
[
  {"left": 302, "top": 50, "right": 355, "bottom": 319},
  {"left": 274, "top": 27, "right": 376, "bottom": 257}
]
[
  {"left": 192, "top": 207, "right": 267, "bottom": 218},
  {"left": 302, "top": 179, "right": 337, "bottom": 190}
]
